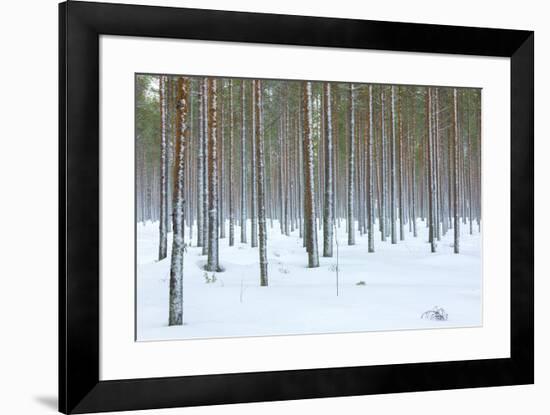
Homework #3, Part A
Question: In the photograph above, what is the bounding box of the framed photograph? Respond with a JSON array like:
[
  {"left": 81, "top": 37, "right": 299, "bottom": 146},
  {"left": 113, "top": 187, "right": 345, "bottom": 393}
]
[{"left": 59, "top": 1, "right": 533, "bottom": 413}]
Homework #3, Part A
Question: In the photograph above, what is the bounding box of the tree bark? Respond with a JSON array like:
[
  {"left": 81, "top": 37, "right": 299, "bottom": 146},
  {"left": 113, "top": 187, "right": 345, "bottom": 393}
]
[
  {"left": 228, "top": 80, "right": 235, "bottom": 246},
  {"left": 367, "top": 85, "right": 375, "bottom": 252},
  {"left": 158, "top": 75, "right": 168, "bottom": 260},
  {"left": 347, "top": 83, "right": 356, "bottom": 245},
  {"left": 169, "top": 76, "right": 189, "bottom": 326},
  {"left": 452, "top": 88, "right": 460, "bottom": 253},
  {"left": 303, "top": 81, "right": 320, "bottom": 267},
  {"left": 390, "top": 85, "right": 397, "bottom": 244},
  {"left": 206, "top": 78, "right": 220, "bottom": 271},
  {"left": 427, "top": 88, "right": 436, "bottom": 253},
  {"left": 196, "top": 79, "right": 205, "bottom": 248},
  {"left": 323, "top": 82, "right": 334, "bottom": 257},
  {"left": 250, "top": 81, "right": 258, "bottom": 248},
  {"left": 240, "top": 81, "right": 248, "bottom": 243},
  {"left": 254, "top": 80, "right": 269, "bottom": 284}
]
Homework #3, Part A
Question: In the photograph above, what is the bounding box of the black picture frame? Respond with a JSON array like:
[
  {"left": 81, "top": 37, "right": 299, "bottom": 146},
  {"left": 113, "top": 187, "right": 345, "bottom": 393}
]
[{"left": 59, "top": 1, "right": 534, "bottom": 413}]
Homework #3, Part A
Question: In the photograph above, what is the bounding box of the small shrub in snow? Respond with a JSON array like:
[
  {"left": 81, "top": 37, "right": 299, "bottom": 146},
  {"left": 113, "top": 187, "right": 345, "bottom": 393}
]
[
  {"left": 273, "top": 251, "right": 281, "bottom": 257},
  {"left": 355, "top": 281, "right": 366, "bottom": 286},
  {"left": 329, "top": 264, "right": 338, "bottom": 272},
  {"left": 278, "top": 267, "right": 290, "bottom": 274},
  {"left": 203, "top": 272, "right": 217, "bottom": 284},
  {"left": 421, "top": 306, "right": 448, "bottom": 321}
]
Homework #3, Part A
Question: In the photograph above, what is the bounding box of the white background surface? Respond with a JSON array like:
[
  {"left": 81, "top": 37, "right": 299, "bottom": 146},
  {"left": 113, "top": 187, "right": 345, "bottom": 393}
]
[
  {"left": 100, "top": 36, "right": 510, "bottom": 380},
  {"left": 0, "top": 0, "right": 545, "bottom": 414}
]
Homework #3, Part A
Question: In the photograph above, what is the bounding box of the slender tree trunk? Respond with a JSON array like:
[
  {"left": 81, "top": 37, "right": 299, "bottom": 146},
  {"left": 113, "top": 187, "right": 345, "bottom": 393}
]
[
  {"left": 158, "top": 75, "right": 168, "bottom": 260},
  {"left": 250, "top": 81, "right": 258, "bottom": 248},
  {"left": 452, "top": 88, "right": 460, "bottom": 253},
  {"left": 279, "top": 115, "right": 285, "bottom": 234},
  {"left": 323, "top": 83, "right": 334, "bottom": 257},
  {"left": 228, "top": 80, "right": 235, "bottom": 246},
  {"left": 169, "top": 76, "right": 189, "bottom": 326},
  {"left": 398, "top": 87, "right": 405, "bottom": 241},
  {"left": 411, "top": 92, "right": 418, "bottom": 238},
  {"left": 367, "top": 85, "right": 375, "bottom": 252},
  {"left": 390, "top": 85, "right": 397, "bottom": 244},
  {"left": 303, "top": 81, "right": 320, "bottom": 267},
  {"left": 197, "top": 79, "right": 205, "bottom": 247},
  {"left": 380, "top": 88, "right": 386, "bottom": 241},
  {"left": 347, "top": 83, "right": 356, "bottom": 245},
  {"left": 219, "top": 84, "right": 225, "bottom": 240},
  {"left": 434, "top": 88, "right": 442, "bottom": 242},
  {"left": 202, "top": 79, "right": 209, "bottom": 255},
  {"left": 466, "top": 92, "right": 474, "bottom": 235},
  {"left": 206, "top": 78, "right": 220, "bottom": 271},
  {"left": 240, "top": 81, "right": 248, "bottom": 243},
  {"left": 254, "top": 80, "right": 269, "bottom": 284},
  {"left": 427, "top": 88, "right": 436, "bottom": 253}
]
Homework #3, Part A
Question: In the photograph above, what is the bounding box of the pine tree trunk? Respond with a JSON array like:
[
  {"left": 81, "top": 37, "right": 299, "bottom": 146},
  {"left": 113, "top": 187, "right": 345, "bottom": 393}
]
[
  {"left": 202, "top": 79, "right": 209, "bottom": 255},
  {"left": 452, "top": 88, "right": 460, "bottom": 253},
  {"left": 426, "top": 88, "right": 436, "bottom": 252},
  {"left": 254, "top": 80, "right": 269, "bottom": 284},
  {"left": 228, "top": 80, "right": 235, "bottom": 246},
  {"left": 390, "top": 85, "right": 397, "bottom": 244},
  {"left": 367, "top": 85, "right": 375, "bottom": 252},
  {"left": 169, "top": 76, "right": 189, "bottom": 326},
  {"left": 380, "top": 88, "right": 386, "bottom": 241},
  {"left": 434, "top": 88, "right": 442, "bottom": 242},
  {"left": 347, "top": 83, "right": 356, "bottom": 245},
  {"left": 411, "top": 94, "right": 418, "bottom": 238},
  {"left": 240, "top": 81, "right": 248, "bottom": 243},
  {"left": 398, "top": 87, "right": 405, "bottom": 241},
  {"left": 158, "top": 75, "right": 168, "bottom": 260},
  {"left": 466, "top": 92, "right": 474, "bottom": 235},
  {"left": 250, "top": 81, "right": 258, "bottom": 248},
  {"left": 206, "top": 78, "right": 220, "bottom": 271},
  {"left": 219, "top": 84, "right": 225, "bottom": 240},
  {"left": 323, "top": 83, "right": 334, "bottom": 257},
  {"left": 196, "top": 79, "right": 204, "bottom": 248},
  {"left": 279, "top": 115, "right": 285, "bottom": 235},
  {"left": 303, "top": 81, "right": 320, "bottom": 267}
]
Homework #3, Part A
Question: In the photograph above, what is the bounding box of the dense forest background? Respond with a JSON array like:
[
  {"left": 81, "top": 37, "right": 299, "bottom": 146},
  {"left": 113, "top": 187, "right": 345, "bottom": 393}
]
[{"left": 136, "top": 74, "right": 481, "bottom": 327}]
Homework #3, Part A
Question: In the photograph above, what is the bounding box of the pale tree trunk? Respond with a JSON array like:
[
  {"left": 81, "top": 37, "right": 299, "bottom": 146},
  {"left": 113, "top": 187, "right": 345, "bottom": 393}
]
[
  {"left": 466, "top": 92, "right": 473, "bottom": 235},
  {"left": 452, "top": 88, "right": 460, "bottom": 253},
  {"left": 347, "top": 83, "right": 356, "bottom": 245},
  {"left": 228, "top": 80, "right": 235, "bottom": 246},
  {"left": 169, "top": 76, "right": 189, "bottom": 326},
  {"left": 434, "top": 88, "right": 441, "bottom": 242},
  {"left": 240, "top": 81, "right": 248, "bottom": 243},
  {"left": 426, "top": 88, "right": 436, "bottom": 252},
  {"left": 380, "top": 88, "right": 386, "bottom": 242},
  {"left": 159, "top": 75, "right": 168, "bottom": 260},
  {"left": 323, "top": 82, "right": 334, "bottom": 257},
  {"left": 196, "top": 79, "right": 204, "bottom": 248},
  {"left": 254, "top": 80, "right": 269, "bottom": 284},
  {"left": 202, "top": 79, "right": 209, "bottom": 255},
  {"left": 303, "top": 81, "right": 320, "bottom": 267},
  {"left": 278, "top": 116, "right": 285, "bottom": 235},
  {"left": 367, "top": 85, "right": 375, "bottom": 252},
  {"left": 398, "top": 87, "right": 405, "bottom": 241},
  {"left": 411, "top": 94, "right": 418, "bottom": 238},
  {"left": 219, "top": 84, "right": 225, "bottom": 240},
  {"left": 206, "top": 78, "right": 220, "bottom": 271},
  {"left": 250, "top": 81, "right": 258, "bottom": 248},
  {"left": 390, "top": 85, "right": 397, "bottom": 244}
]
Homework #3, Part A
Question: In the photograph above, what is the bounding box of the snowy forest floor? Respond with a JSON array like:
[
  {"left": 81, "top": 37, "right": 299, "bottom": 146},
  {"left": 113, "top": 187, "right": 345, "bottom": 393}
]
[{"left": 137, "top": 219, "right": 482, "bottom": 341}]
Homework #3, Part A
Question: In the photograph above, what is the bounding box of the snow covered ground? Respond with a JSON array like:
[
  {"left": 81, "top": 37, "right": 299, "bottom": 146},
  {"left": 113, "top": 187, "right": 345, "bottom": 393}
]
[{"left": 137, "top": 219, "right": 481, "bottom": 341}]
